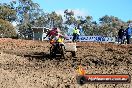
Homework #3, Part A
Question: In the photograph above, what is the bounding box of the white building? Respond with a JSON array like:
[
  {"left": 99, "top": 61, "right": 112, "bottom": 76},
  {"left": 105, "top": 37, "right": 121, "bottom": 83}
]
[{"left": 31, "top": 27, "right": 50, "bottom": 41}]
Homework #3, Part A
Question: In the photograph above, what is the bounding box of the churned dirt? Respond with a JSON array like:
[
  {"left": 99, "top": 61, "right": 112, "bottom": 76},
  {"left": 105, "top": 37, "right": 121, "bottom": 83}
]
[{"left": 0, "top": 38, "right": 132, "bottom": 88}]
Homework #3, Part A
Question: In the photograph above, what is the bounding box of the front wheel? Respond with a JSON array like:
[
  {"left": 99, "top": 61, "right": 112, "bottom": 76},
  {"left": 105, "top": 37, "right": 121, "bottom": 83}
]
[
  {"left": 71, "top": 51, "right": 76, "bottom": 57},
  {"left": 50, "top": 46, "right": 56, "bottom": 58}
]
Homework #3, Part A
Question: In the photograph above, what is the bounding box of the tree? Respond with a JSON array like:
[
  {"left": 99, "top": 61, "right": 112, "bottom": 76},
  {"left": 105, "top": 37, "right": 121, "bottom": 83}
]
[
  {"left": 0, "top": 3, "right": 17, "bottom": 38},
  {"left": 99, "top": 15, "right": 125, "bottom": 36},
  {"left": 0, "top": 3, "right": 17, "bottom": 22},
  {"left": 0, "top": 19, "right": 16, "bottom": 38},
  {"left": 64, "top": 9, "right": 75, "bottom": 26},
  {"left": 9, "top": 0, "right": 41, "bottom": 39}
]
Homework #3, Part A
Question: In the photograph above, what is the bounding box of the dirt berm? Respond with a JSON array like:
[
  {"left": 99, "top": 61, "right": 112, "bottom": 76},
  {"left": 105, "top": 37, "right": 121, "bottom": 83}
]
[{"left": 0, "top": 38, "right": 132, "bottom": 88}]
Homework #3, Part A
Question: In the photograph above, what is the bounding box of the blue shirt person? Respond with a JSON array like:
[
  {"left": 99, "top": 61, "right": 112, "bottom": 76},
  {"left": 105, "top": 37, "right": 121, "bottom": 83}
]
[{"left": 125, "top": 26, "right": 132, "bottom": 44}]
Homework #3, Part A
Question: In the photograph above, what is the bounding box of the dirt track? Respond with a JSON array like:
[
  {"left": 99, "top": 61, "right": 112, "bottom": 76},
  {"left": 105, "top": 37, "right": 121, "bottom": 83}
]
[{"left": 0, "top": 38, "right": 132, "bottom": 88}]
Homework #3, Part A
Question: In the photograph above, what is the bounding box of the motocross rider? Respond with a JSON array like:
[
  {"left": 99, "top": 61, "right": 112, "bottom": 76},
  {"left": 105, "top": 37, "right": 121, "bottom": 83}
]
[
  {"left": 44, "top": 27, "right": 65, "bottom": 44},
  {"left": 44, "top": 27, "right": 58, "bottom": 40}
]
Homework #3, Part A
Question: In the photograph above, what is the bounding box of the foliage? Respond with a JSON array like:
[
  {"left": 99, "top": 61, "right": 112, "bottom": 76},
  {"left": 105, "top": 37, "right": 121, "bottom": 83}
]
[
  {"left": 0, "top": 3, "right": 17, "bottom": 22},
  {"left": 0, "top": 19, "right": 16, "bottom": 38},
  {"left": 1, "top": 0, "right": 132, "bottom": 39}
]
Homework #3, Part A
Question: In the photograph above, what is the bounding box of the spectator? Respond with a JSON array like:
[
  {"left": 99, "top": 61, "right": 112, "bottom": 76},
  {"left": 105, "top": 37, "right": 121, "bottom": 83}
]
[
  {"left": 118, "top": 26, "right": 125, "bottom": 44},
  {"left": 76, "top": 27, "right": 80, "bottom": 42},
  {"left": 125, "top": 26, "right": 132, "bottom": 44},
  {"left": 72, "top": 27, "right": 77, "bottom": 42}
]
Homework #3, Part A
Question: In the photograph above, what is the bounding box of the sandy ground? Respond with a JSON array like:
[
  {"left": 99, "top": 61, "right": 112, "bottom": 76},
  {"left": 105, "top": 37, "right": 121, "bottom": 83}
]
[{"left": 0, "top": 38, "right": 132, "bottom": 88}]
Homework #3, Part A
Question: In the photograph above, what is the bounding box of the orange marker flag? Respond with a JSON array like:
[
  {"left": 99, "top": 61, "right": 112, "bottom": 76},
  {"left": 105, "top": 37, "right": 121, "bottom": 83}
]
[{"left": 78, "top": 65, "right": 86, "bottom": 75}]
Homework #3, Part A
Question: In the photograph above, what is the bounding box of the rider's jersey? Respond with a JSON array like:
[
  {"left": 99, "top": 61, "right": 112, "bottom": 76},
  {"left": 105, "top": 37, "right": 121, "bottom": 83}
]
[
  {"left": 48, "top": 28, "right": 65, "bottom": 45},
  {"left": 50, "top": 34, "right": 65, "bottom": 44},
  {"left": 48, "top": 30, "right": 57, "bottom": 37},
  {"left": 57, "top": 37, "right": 64, "bottom": 43}
]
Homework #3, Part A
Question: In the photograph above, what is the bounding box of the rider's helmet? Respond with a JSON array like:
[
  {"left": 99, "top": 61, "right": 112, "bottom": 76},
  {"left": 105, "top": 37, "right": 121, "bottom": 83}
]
[{"left": 53, "top": 27, "right": 57, "bottom": 30}]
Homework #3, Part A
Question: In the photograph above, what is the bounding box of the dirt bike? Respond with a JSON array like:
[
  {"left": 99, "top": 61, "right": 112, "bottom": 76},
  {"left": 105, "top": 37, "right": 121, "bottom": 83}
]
[
  {"left": 50, "top": 40, "right": 66, "bottom": 59},
  {"left": 49, "top": 37, "right": 77, "bottom": 58}
]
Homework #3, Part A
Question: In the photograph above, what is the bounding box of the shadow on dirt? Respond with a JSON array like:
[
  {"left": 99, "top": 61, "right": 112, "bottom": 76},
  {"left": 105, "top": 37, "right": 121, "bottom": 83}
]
[
  {"left": 24, "top": 52, "right": 66, "bottom": 62},
  {"left": 24, "top": 52, "right": 51, "bottom": 61}
]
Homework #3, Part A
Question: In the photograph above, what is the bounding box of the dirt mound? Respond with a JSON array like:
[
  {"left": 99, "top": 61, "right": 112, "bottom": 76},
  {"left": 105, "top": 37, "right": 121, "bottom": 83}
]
[{"left": 0, "top": 38, "right": 132, "bottom": 88}]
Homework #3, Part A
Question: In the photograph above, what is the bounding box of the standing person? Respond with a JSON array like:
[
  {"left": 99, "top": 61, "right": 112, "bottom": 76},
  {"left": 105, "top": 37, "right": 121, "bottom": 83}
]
[
  {"left": 118, "top": 26, "right": 125, "bottom": 44},
  {"left": 72, "top": 27, "right": 77, "bottom": 42},
  {"left": 76, "top": 27, "right": 80, "bottom": 42},
  {"left": 125, "top": 26, "right": 132, "bottom": 44}
]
